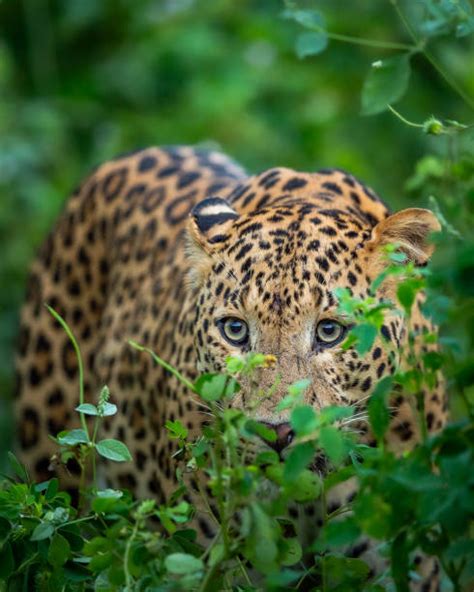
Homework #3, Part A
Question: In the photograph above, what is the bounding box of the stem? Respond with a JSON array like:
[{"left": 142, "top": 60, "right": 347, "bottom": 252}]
[
  {"left": 423, "top": 48, "right": 474, "bottom": 110},
  {"left": 90, "top": 417, "right": 100, "bottom": 489},
  {"left": 210, "top": 413, "right": 230, "bottom": 556},
  {"left": 196, "top": 479, "right": 221, "bottom": 527},
  {"left": 199, "top": 560, "right": 220, "bottom": 592},
  {"left": 389, "top": 0, "right": 474, "bottom": 110},
  {"left": 62, "top": 515, "right": 96, "bottom": 527},
  {"left": 45, "top": 305, "right": 89, "bottom": 439},
  {"left": 321, "top": 482, "right": 328, "bottom": 592},
  {"left": 128, "top": 340, "right": 195, "bottom": 392},
  {"left": 323, "top": 29, "right": 416, "bottom": 51},
  {"left": 200, "top": 532, "right": 221, "bottom": 561},
  {"left": 78, "top": 455, "right": 87, "bottom": 510},
  {"left": 388, "top": 105, "right": 424, "bottom": 128},
  {"left": 460, "top": 389, "right": 474, "bottom": 421},
  {"left": 236, "top": 556, "right": 252, "bottom": 587},
  {"left": 22, "top": 563, "right": 30, "bottom": 592},
  {"left": 124, "top": 519, "right": 140, "bottom": 591},
  {"left": 417, "top": 389, "right": 428, "bottom": 443}
]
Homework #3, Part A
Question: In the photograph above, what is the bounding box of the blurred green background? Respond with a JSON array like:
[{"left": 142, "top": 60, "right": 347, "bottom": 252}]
[{"left": 1, "top": 0, "right": 473, "bottom": 463}]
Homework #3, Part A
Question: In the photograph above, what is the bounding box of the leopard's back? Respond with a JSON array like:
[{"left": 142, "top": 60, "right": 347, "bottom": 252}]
[{"left": 14, "top": 146, "right": 244, "bottom": 485}]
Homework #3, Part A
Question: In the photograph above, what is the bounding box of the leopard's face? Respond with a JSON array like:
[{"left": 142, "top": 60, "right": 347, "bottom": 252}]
[{"left": 185, "top": 197, "right": 432, "bottom": 429}]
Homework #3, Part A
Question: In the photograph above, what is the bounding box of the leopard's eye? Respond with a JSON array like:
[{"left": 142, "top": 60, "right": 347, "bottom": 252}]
[
  {"left": 315, "top": 319, "right": 346, "bottom": 347},
  {"left": 218, "top": 317, "right": 249, "bottom": 346}
]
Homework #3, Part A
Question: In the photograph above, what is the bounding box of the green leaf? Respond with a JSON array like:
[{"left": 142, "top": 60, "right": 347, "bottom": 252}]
[
  {"left": 243, "top": 419, "right": 277, "bottom": 442},
  {"left": 296, "top": 31, "right": 328, "bottom": 58},
  {"left": 194, "top": 373, "right": 240, "bottom": 401},
  {"left": 92, "top": 489, "right": 123, "bottom": 513},
  {"left": 266, "top": 569, "right": 302, "bottom": 588},
  {"left": 165, "top": 553, "right": 204, "bottom": 575},
  {"left": 89, "top": 551, "right": 114, "bottom": 572},
  {"left": 319, "top": 426, "right": 345, "bottom": 464},
  {"left": 7, "top": 452, "right": 29, "bottom": 482},
  {"left": 290, "top": 405, "right": 317, "bottom": 436},
  {"left": 287, "top": 378, "right": 311, "bottom": 397},
  {"left": 457, "top": 16, "right": 474, "bottom": 37},
  {"left": 397, "top": 278, "right": 424, "bottom": 314},
  {"left": 391, "top": 531, "right": 410, "bottom": 592},
  {"left": 243, "top": 503, "right": 280, "bottom": 573},
  {"left": 444, "top": 538, "right": 474, "bottom": 561},
  {"left": 368, "top": 376, "right": 393, "bottom": 441},
  {"left": 266, "top": 463, "right": 284, "bottom": 485},
  {"left": 284, "top": 442, "right": 315, "bottom": 482},
  {"left": 319, "top": 405, "right": 354, "bottom": 424},
  {"left": 323, "top": 556, "right": 370, "bottom": 588},
  {"left": 166, "top": 419, "right": 189, "bottom": 440},
  {"left": 209, "top": 543, "right": 225, "bottom": 567},
  {"left": 75, "top": 403, "right": 98, "bottom": 415},
  {"left": 389, "top": 251, "right": 409, "bottom": 263},
  {"left": 354, "top": 492, "right": 392, "bottom": 539},
  {"left": 99, "top": 402, "right": 118, "bottom": 417},
  {"left": 50, "top": 507, "right": 70, "bottom": 525},
  {"left": 31, "top": 521, "right": 55, "bottom": 541},
  {"left": 277, "top": 379, "right": 311, "bottom": 411},
  {"left": 48, "top": 533, "right": 71, "bottom": 567},
  {"left": 351, "top": 323, "right": 378, "bottom": 355},
  {"left": 284, "top": 469, "right": 321, "bottom": 502},
  {"left": 57, "top": 429, "right": 89, "bottom": 446},
  {"left": 0, "top": 542, "right": 14, "bottom": 579},
  {"left": 225, "top": 355, "right": 245, "bottom": 373},
  {"left": 279, "top": 537, "right": 302, "bottom": 566},
  {"left": 282, "top": 8, "right": 325, "bottom": 29},
  {"left": 255, "top": 450, "right": 280, "bottom": 466},
  {"left": 317, "top": 518, "right": 361, "bottom": 548},
  {"left": 96, "top": 439, "right": 132, "bottom": 462},
  {"left": 45, "top": 478, "right": 59, "bottom": 500},
  {"left": 361, "top": 54, "right": 411, "bottom": 115}
]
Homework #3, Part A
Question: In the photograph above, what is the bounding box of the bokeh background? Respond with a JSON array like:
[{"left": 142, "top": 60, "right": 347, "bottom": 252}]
[{"left": 1, "top": 0, "right": 473, "bottom": 466}]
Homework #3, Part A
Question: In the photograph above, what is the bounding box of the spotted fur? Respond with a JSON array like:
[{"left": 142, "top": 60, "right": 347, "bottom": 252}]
[{"left": 15, "top": 146, "right": 446, "bottom": 590}]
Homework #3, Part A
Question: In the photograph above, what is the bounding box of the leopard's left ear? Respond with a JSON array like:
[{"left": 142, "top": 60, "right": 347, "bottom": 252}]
[
  {"left": 366, "top": 208, "right": 441, "bottom": 265},
  {"left": 187, "top": 197, "right": 239, "bottom": 252},
  {"left": 185, "top": 197, "right": 239, "bottom": 285}
]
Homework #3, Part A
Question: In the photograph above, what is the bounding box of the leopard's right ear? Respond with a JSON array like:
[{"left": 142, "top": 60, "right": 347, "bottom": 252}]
[
  {"left": 366, "top": 208, "right": 441, "bottom": 265},
  {"left": 185, "top": 197, "right": 239, "bottom": 285},
  {"left": 187, "top": 197, "right": 239, "bottom": 253}
]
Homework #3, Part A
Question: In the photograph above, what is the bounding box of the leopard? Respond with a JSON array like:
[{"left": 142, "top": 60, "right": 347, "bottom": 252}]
[{"left": 15, "top": 145, "right": 447, "bottom": 590}]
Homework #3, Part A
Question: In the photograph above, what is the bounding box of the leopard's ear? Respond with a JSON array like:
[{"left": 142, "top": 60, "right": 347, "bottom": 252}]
[
  {"left": 187, "top": 197, "right": 239, "bottom": 251},
  {"left": 366, "top": 208, "right": 441, "bottom": 265},
  {"left": 186, "top": 197, "right": 239, "bottom": 285}
]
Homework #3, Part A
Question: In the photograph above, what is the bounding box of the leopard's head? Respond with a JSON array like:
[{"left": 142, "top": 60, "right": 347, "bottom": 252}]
[{"left": 185, "top": 191, "right": 440, "bottom": 450}]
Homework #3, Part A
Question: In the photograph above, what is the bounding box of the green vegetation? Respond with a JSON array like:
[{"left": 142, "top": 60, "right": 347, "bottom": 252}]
[
  {"left": 1, "top": 0, "right": 474, "bottom": 590},
  {"left": 1, "top": 253, "right": 473, "bottom": 589}
]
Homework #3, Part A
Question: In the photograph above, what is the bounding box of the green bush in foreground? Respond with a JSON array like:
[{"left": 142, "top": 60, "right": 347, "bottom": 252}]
[{"left": 1, "top": 250, "right": 473, "bottom": 591}]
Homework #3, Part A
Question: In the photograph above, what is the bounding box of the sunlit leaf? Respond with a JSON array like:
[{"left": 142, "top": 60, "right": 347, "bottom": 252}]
[
  {"left": 165, "top": 553, "right": 203, "bottom": 574},
  {"left": 296, "top": 31, "right": 328, "bottom": 58},
  {"left": 368, "top": 376, "right": 393, "bottom": 441},
  {"left": 48, "top": 533, "right": 71, "bottom": 567},
  {"left": 361, "top": 54, "right": 411, "bottom": 115},
  {"left": 96, "top": 439, "right": 132, "bottom": 462}
]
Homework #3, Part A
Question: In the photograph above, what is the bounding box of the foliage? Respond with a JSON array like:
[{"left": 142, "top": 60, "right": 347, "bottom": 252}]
[
  {"left": 1, "top": 288, "right": 473, "bottom": 589},
  {"left": 1, "top": 0, "right": 474, "bottom": 590}
]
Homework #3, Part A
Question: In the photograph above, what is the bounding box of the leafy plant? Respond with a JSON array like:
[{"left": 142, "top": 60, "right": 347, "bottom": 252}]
[{"left": 2, "top": 265, "right": 474, "bottom": 590}]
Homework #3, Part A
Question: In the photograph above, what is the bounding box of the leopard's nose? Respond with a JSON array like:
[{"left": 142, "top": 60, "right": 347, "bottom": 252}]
[{"left": 262, "top": 422, "right": 294, "bottom": 454}]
